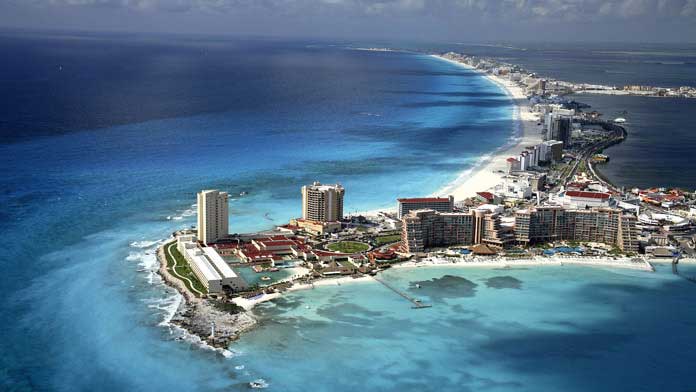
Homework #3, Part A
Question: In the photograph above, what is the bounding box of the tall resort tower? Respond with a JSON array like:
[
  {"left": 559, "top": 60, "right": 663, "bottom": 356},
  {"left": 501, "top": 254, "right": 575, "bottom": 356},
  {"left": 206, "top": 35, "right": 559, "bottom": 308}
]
[
  {"left": 197, "top": 190, "right": 229, "bottom": 245},
  {"left": 301, "top": 182, "right": 344, "bottom": 222}
]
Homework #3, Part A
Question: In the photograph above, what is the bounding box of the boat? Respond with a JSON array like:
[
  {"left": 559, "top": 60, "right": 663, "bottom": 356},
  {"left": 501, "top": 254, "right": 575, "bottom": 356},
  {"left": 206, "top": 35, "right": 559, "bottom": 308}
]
[
  {"left": 260, "top": 276, "right": 271, "bottom": 281},
  {"left": 268, "top": 267, "right": 280, "bottom": 272},
  {"left": 240, "top": 191, "right": 248, "bottom": 196},
  {"left": 613, "top": 117, "right": 627, "bottom": 123}
]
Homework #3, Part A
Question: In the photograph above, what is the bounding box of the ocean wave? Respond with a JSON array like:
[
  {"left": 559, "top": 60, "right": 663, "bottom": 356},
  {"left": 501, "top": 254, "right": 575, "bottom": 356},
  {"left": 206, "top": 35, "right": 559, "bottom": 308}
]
[
  {"left": 166, "top": 206, "right": 197, "bottom": 221},
  {"left": 164, "top": 321, "right": 236, "bottom": 357},
  {"left": 433, "top": 153, "right": 495, "bottom": 197},
  {"left": 250, "top": 379, "right": 269, "bottom": 389},
  {"left": 133, "top": 233, "right": 236, "bottom": 358},
  {"left": 144, "top": 293, "right": 182, "bottom": 327},
  {"left": 126, "top": 248, "right": 161, "bottom": 284},
  {"left": 130, "top": 239, "right": 162, "bottom": 249}
]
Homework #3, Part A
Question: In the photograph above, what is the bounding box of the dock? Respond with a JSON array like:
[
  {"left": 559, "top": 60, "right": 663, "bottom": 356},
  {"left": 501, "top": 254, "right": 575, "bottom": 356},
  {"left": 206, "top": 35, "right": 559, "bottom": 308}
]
[
  {"left": 372, "top": 276, "right": 431, "bottom": 309},
  {"left": 672, "top": 254, "right": 696, "bottom": 284}
]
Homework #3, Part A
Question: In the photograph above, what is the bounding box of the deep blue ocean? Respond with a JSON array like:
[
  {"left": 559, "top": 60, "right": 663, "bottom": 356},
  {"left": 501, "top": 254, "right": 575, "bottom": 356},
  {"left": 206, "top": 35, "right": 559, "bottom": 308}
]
[{"left": 2, "top": 33, "right": 696, "bottom": 391}]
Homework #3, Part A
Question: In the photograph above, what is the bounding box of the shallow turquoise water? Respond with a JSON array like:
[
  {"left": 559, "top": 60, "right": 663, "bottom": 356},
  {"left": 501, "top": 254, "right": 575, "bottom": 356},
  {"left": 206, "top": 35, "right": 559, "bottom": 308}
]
[
  {"left": 232, "top": 265, "right": 696, "bottom": 392},
  {"left": 0, "top": 38, "right": 515, "bottom": 391},
  {"left": 3, "top": 35, "right": 695, "bottom": 392}
]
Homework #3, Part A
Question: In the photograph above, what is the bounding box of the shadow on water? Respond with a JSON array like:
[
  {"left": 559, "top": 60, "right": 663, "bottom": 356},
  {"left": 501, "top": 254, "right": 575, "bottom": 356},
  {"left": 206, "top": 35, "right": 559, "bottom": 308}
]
[
  {"left": 381, "top": 90, "right": 506, "bottom": 98},
  {"left": 409, "top": 275, "right": 478, "bottom": 301},
  {"left": 460, "top": 277, "right": 696, "bottom": 391},
  {"left": 400, "top": 99, "right": 510, "bottom": 109},
  {"left": 483, "top": 276, "right": 522, "bottom": 289},
  {"left": 341, "top": 120, "right": 511, "bottom": 154}
]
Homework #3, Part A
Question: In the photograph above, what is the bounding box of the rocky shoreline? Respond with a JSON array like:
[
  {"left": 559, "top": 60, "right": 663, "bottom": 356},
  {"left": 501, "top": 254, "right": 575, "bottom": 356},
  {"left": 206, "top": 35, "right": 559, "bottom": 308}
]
[{"left": 156, "top": 242, "right": 257, "bottom": 349}]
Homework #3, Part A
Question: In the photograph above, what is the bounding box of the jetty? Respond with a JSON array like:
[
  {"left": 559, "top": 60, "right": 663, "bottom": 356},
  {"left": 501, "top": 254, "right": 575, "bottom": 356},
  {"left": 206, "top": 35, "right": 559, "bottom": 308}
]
[
  {"left": 372, "top": 276, "right": 431, "bottom": 309},
  {"left": 672, "top": 254, "right": 696, "bottom": 284}
]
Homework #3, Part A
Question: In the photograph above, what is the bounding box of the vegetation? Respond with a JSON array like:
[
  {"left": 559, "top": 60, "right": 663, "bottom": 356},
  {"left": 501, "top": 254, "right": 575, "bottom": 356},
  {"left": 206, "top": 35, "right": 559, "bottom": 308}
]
[
  {"left": 211, "top": 301, "right": 245, "bottom": 314},
  {"left": 165, "top": 242, "right": 208, "bottom": 295},
  {"left": 608, "top": 246, "right": 624, "bottom": 256},
  {"left": 375, "top": 234, "right": 402, "bottom": 246},
  {"left": 327, "top": 241, "right": 370, "bottom": 254}
]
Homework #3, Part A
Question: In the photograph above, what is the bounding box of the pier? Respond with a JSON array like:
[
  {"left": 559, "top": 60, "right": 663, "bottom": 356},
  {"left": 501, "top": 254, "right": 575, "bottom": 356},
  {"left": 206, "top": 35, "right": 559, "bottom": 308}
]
[
  {"left": 372, "top": 276, "right": 431, "bottom": 309},
  {"left": 672, "top": 254, "right": 696, "bottom": 284}
]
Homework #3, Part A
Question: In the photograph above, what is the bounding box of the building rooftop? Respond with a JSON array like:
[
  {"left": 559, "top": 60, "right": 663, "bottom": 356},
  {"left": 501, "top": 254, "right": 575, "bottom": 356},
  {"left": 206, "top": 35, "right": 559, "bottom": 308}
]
[
  {"left": 476, "top": 191, "right": 495, "bottom": 200},
  {"left": 201, "top": 247, "right": 239, "bottom": 279},
  {"left": 565, "top": 191, "right": 611, "bottom": 199},
  {"left": 306, "top": 182, "right": 343, "bottom": 191},
  {"left": 398, "top": 197, "right": 451, "bottom": 203}
]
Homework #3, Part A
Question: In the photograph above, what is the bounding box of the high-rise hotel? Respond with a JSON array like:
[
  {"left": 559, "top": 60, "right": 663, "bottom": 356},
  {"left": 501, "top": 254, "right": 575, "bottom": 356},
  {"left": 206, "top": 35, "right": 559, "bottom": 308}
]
[
  {"left": 197, "top": 190, "right": 229, "bottom": 245},
  {"left": 402, "top": 208, "right": 511, "bottom": 253},
  {"left": 301, "top": 182, "right": 344, "bottom": 223}
]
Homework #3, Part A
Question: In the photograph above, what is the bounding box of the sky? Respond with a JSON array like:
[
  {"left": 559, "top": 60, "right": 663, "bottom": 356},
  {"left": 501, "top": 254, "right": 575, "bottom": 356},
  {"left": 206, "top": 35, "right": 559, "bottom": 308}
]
[{"left": 1, "top": 0, "right": 696, "bottom": 42}]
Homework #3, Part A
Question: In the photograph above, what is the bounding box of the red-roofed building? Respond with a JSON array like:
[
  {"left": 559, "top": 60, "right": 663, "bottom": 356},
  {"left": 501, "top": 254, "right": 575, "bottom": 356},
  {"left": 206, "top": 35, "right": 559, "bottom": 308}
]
[
  {"left": 559, "top": 190, "right": 612, "bottom": 209},
  {"left": 397, "top": 195, "right": 454, "bottom": 219},
  {"left": 638, "top": 188, "right": 686, "bottom": 207},
  {"left": 475, "top": 191, "right": 500, "bottom": 204},
  {"left": 506, "top": 157, "right": 521, "bottom": 174}
]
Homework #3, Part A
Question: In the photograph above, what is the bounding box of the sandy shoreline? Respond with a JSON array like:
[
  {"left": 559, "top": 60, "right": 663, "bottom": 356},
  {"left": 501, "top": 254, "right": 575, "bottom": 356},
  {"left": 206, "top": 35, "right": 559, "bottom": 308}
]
[
  {"left": 391, "top": 255, "right": 655, "bottom": 271},
  {"left": 356, "top": 55, "right": 542, "bottom": 218},
  {"left": 431, "top": 55, "right": 544, "bottom": 200}
]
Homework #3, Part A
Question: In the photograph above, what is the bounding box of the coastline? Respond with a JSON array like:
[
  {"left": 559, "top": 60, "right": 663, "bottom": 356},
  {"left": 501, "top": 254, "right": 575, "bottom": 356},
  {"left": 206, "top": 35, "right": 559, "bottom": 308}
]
[
  {"left": 431, "top": 54, "right": 544, "bottom": 201},
  {"left": 391, "top": 255, "right": 655, "bottom": 272},
  {"left": 147, "top": 54, "right": 689, "bottom": 354},
  {"left": 356, "top": 54, "right": 542, "bottom": 219},
  {"left": 155, "top": 232, "right": 691, "bottom": 353},
  {"left": 155, "top": 241, "right": 257, "bottom": 351}
]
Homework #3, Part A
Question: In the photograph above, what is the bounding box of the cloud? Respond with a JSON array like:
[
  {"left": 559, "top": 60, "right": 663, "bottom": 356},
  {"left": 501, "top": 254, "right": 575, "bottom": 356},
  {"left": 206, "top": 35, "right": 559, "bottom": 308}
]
[{"left": 24, "top": 0, "right": 696, "bottom": 19}]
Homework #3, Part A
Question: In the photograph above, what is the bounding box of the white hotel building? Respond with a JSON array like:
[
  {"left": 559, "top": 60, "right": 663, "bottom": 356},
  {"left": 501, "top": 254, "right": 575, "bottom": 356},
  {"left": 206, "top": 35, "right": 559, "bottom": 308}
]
[
  {"left": 177, "top": 235, "right": 247, "bottom": 294},
  {"left": 197, "top": 190, "right": 229, "bottom": 245}
]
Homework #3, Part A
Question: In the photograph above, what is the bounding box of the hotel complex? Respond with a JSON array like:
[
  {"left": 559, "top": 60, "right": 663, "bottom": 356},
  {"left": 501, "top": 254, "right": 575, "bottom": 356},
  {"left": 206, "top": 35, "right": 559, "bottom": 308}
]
[
  {"left": 402, "top": 205, "right": 639, "bottom": 254},
  {"left": 402, "top": 207, "right": 511, "bottom": 253},
  {"left": 397, "top": 196, "right": 454, "bottom": 219},
  {"left": 301, "top": 182, "right": 344, "bottom": 222},
  {"left": 177, "top": 234, "right": 247, "bottom": 293},
  {"left": 197, "top": 190, "right": 229, "bottom": 245},
  {"left": 295, "top": 182, "right": 345, "bottom": 235},
  {"left": 515, "top": 206, "right": 639, "bottom": 253}
]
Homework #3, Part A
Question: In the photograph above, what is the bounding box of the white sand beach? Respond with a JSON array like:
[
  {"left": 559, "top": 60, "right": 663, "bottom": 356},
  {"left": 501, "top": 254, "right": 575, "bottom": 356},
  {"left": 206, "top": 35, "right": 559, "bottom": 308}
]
[
  {"left": 431, "top": 54, "right": 544, "bottom": 201},
  {"left": 391, "top": 255, "right": 655, "bottom": 272},
  {"left": 355, "top": 54, "right": 543, "bottom": 219}
]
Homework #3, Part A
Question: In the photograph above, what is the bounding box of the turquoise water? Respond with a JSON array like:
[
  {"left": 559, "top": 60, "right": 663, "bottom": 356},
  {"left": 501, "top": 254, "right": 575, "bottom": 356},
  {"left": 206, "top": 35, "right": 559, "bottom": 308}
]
[
  {"left": 3, "top": 34, "right": 696, "bottom": 391},
  {"left": 232, "top": 264, "right": 696, "bottom": 391},
  {"left": 0, "top": 36, "right": 515, "bottom": 391}
]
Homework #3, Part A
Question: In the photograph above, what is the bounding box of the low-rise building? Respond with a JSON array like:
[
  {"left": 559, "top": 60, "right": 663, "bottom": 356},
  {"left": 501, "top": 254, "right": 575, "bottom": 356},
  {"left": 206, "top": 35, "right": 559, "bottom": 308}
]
[
  {"left": 177, "top": 235, "right": 248, "bottom": 293},
  {"left": 291, "top": 218, "right": 342, "bottom": 235},
  {"left": 494, "top": 175, "right": 533, "bottom": 200},
  {"left": 555, "top": 190, "right": 612, "bottom": 209}
]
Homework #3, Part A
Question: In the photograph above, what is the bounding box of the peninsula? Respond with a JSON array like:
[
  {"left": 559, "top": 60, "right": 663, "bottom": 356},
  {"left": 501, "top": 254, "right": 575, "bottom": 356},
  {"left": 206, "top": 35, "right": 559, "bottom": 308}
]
[{"left": 156, "top": 52, "right": 696, "bottom": 352}]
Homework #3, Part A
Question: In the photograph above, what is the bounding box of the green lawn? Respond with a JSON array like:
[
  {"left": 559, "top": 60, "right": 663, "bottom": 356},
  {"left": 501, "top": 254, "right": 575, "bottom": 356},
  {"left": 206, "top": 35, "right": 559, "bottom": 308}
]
[
  {"left": 165, "top": 242, "right": 208, "bottom": 296},
  {"left": 327, "top": 241, "right": 370, "bottom": 254},
  {"left": 375, "top": 234, "right": 402, "bottom": 246}
]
